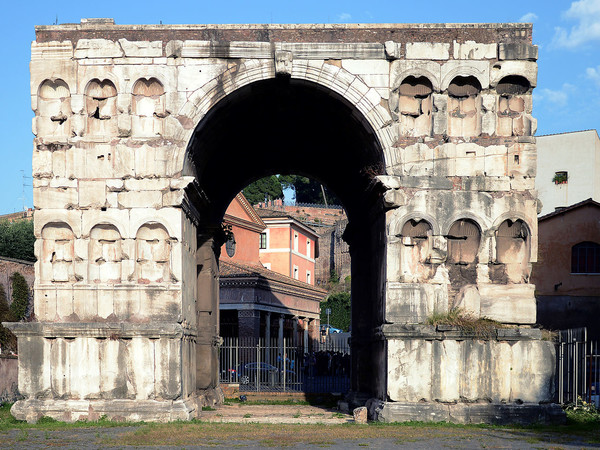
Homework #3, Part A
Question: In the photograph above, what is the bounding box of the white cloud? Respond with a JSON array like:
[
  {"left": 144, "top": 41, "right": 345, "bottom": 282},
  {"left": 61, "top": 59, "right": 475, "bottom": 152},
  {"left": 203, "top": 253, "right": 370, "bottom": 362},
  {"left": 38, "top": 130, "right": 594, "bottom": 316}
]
[
  {"left": 337, "top": 13, "right": 352, "bottom": 22},
  {"left": 586, "top": 65, "right": 600, "bottom": 86},
  {"left": 534, "top": 84, "right": 576, "bottom": 107},
  {"left": 553, "top": 0, "right": 600, "bottom": 48},
  {"left": 519, "top": 12, "right": 538, "bottom": 22}
]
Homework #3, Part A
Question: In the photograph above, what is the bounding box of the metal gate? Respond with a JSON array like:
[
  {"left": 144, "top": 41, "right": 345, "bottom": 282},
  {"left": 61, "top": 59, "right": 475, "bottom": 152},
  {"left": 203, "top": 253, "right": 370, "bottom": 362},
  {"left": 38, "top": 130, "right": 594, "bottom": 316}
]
[
  {"left": 219, "top": 337, "right": 351, "bottom": 393},
  {"left": 557, "top": 328, "right": 599, "bottom": 406}
]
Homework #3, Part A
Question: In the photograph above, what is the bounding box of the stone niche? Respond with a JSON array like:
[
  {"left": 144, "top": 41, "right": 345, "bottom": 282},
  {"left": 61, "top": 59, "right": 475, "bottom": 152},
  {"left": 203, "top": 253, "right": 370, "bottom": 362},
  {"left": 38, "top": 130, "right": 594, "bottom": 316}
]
[{"left": 4, "top": 21, "right": 560, "bottom": 424}]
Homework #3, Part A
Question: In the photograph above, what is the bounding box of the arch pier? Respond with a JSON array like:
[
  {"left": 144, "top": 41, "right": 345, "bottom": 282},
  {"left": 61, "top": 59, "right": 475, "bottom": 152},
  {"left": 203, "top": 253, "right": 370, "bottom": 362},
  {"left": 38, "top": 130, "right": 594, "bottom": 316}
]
[{"left": 5, "top": 21, "right": 563, "bottom": 424}]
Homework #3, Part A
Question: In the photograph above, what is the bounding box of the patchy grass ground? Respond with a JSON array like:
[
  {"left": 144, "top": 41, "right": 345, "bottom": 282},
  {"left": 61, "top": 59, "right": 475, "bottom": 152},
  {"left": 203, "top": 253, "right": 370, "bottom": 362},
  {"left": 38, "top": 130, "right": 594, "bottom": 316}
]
[{"left": 1, "top": 402, "right": 599, "bottom": 448}]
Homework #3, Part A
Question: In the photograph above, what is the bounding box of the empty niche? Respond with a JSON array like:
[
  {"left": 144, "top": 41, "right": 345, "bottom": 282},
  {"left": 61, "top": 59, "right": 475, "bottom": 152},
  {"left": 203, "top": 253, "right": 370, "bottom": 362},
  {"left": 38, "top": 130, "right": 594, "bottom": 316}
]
[
  {"left": 399, "top": 219, "right": 435, "bottom": 281},
  {"left": 132, "top": 78, "right": 167, "bottom": 137},
  {"left": 136, "top": 223, "right": 171, "bottom": 283},
  {"left": 89, "top": 224, "right": 123, "bottom": 283},
  {"left": 37, "top": 79, "right": 71, "bottom": 137},
  {"left": 447, "top": 76, "right": 482, "bottom": 138},
  {"left": 496, "top": 76, "right": 530, "bottom": 137},
  {"left": 397, "top": 76, "right": 433, "bottom": 136},
  {"left": 447, "top": 219, "right": 481, "bottom": 265},
  {"left": 41, "top": 223, "right": 75, "bottom": 283},
  {"left": 85, "top": 79, "right": 117, "bottom": 137},
  {"left": 496, "top": 219, "right": 530, "bottom": 282}
]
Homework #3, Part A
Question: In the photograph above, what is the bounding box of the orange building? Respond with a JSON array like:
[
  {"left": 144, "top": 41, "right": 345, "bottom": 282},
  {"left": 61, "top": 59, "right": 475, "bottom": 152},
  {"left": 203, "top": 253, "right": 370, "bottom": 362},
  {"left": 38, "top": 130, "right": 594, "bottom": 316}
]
[
  {"left": 532, "top": 198, "right": 600, "bottom": 339},
  {"left": 256, "top": 210, "right": 320, "bottom": 286},
  {"left": 219, "top": 194, "right": 266, "bottom": 265},
  {"left": 219, "top": 194, "right": 326, "bottom": 346}
]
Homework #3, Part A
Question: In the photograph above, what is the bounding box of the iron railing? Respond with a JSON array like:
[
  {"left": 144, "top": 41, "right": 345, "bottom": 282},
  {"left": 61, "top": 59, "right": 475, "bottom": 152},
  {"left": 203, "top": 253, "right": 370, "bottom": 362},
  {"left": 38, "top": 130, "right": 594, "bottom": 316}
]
[
  {"left": 219, "top": 336, "right": 350, "bottom": 393},
  {"left": 557, "top": 328, "right": 599, "bottom": 407}
]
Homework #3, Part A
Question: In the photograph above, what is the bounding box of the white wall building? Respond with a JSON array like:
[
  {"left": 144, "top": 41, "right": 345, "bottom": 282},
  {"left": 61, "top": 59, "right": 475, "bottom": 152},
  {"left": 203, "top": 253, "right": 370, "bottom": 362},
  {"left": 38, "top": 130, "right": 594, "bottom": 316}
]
[{"left": 536, "top": 130, "right": 600, "bottom": 216}]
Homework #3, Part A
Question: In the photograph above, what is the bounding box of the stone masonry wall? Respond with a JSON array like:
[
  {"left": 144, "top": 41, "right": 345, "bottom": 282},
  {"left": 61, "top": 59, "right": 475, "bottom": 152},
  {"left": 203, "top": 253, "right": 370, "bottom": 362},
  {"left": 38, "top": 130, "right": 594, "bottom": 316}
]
[{"left": 9, "top": 20, "right": 549, "bottom": 422}]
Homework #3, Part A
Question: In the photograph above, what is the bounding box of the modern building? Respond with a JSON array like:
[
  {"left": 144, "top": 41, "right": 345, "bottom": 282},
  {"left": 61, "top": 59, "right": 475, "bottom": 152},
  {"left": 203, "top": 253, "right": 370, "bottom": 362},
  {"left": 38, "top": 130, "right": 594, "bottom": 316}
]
[
  {"left": 218, "top": 194, "right": 326, "bottom": 345},
  {"left": 536, "top": 130, "right": 600, "bottom": 216},
  {"left": 255, "top": 200, "right": 351, "bottom": 286},
  {"left": 256, "top": 209, "right": 321, "bottom": 286},
  {"left": 532, "top": 198, "right": 600, "bottom": 339}
]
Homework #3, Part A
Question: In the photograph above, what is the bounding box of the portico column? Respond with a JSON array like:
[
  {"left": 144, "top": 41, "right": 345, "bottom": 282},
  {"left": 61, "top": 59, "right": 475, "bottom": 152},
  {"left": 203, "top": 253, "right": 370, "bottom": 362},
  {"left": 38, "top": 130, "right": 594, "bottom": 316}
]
[
  {"left": 303, "top": 318, "right": 309, "bottom": 352},
  {"left": 292, "top": 316, "right": 299, "bottom": 346},
  {"left": 278, "top": 314, "right": 284, "bottom": 346},
  {"left": 265, "top": 312, "right": 271, "bottom": 363}
]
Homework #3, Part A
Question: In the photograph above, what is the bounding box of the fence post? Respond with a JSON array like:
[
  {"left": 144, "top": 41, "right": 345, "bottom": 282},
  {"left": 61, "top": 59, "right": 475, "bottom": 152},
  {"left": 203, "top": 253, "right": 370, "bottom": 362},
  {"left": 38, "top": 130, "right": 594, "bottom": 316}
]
[
  {"left": 257, "top": 342, "right": 261, "bottom": 392},
  {"left": 283, "top": 338, "right": 286, "bottom": 392}
]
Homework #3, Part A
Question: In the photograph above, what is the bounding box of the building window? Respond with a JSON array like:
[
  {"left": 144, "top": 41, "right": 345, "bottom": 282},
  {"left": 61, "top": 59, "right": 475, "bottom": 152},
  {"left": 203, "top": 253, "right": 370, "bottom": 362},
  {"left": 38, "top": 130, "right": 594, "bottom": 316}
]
[
  {"left": 306, "top": 271, "right": 311, "bottom": 284},
  {"left": 572, "top": 242, "right": 600, "bottom": 274},
  {"left": 306, "top": 239, "right": 311, "bottom": 258},
  {"left": 293, "top": 265, "right": 299, "bottom": 280},
  {"left": 553, "top": 171, "right": 568, "bottom": 185},
  {"left": 259, "top": 233, "right": 267, "bottom": 249},
  {"left": 294, "top": 233, "right": 298, "bottom": 251},
  {"left": 225, "top": 233, "right": 236, "bottom": 258}
]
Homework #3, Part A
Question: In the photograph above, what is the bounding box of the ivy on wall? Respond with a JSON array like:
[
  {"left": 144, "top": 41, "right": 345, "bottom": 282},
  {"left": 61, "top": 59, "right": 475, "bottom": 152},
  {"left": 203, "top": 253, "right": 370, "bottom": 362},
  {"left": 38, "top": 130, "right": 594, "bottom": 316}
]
[{"left": 0, "top": 285, "right": 16, "bottom": 352}]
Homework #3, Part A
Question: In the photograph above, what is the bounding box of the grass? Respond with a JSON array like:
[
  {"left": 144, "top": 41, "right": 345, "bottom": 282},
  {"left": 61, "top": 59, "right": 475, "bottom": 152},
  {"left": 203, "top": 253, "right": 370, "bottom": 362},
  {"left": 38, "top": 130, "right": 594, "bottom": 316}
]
[
  {"left": 426, "top": 308, "right": 505, "bottom": 338},
  {"left": 0, "top": 402, "right": 598, "bottom": 447}
]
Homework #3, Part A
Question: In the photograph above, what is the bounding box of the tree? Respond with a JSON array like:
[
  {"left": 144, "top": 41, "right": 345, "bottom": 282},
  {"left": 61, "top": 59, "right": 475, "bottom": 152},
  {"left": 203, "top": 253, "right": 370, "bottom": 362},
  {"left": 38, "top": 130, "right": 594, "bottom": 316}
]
[
  {"left": 242, "top": 176, "right": 284, "bottom": 204},
  {"left": 320, "top": 291, "right": 351, "bottom": 332},
  {"left": 0, "top": 285, "right": 16, "bottom": 352},
  {"left": 280, "top": 175, "right": 340, "bottom": 206},
  {"left": 0, "top": 219, "right": 35, "bottom": 262},
  {"left": 9, "top": 272, "right": 29, "bottom": 321}
]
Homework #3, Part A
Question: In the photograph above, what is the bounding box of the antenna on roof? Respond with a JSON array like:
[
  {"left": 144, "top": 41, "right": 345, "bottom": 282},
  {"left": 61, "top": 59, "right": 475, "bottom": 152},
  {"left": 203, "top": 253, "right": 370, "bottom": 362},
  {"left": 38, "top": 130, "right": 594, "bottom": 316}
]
[
  {"left": 19, "top": 170, "right": 32, "bottom": 214},
  {"left": 54, "top": 15, "right": 58, "bottom": 25}
]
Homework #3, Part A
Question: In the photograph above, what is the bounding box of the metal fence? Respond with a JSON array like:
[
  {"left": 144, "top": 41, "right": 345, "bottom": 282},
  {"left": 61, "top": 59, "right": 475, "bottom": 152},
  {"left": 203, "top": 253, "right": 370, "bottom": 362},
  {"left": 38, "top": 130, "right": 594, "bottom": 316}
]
[
  {"left": 219, "top": 337, "right": 351, "bottom": 393},
  {"left": 557, "top": 328, "right": 599, "bottom": 407}
]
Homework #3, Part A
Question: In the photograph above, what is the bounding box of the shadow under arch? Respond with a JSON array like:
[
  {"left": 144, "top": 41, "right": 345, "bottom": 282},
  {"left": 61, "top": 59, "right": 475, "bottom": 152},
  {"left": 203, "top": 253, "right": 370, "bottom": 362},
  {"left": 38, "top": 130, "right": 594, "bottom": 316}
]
[{"left": 185, "top": 76, "right": 388, "bottom": 400}]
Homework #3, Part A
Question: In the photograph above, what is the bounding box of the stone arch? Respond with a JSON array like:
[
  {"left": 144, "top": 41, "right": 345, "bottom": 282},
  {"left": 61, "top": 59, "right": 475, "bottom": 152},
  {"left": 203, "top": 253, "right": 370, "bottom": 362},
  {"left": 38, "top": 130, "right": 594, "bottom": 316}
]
[
  {"left": 491, "top": 211, "right": 535, "bottom": 259},
  {"left": 135, "top": 223, "right": 172, "bottom": 284},
  {"left": 183, "top": 73, "right": 388, "bottom": 398},
  {"left": 447, "top": 75, "right": 482, "bottom": 138},
  {"left": 85, "top": 78, "right": 118, "bottom": 136},
  {"left": 441, "top": 64, "right": 489, "bottom": 92},
  {"left": 37, "top": 79, "right": 71, "bottom": 137},
  {"left": 446, "top": 218, "right": 482, "bottom": 265},
  {"left": 393, "top": 66, "right": 441, "bottom": 93},
  {"left": 132, "top": 77, "right": 167, "bottom": 137},
  {"left": 494, "top": 218, "right": 531, "bottom": 283},
  {"left": 40, "top": 222, "right": 75, "bottom": 283},
  {"left": 396, "top": 75, "right": 434, "bottom": 136},
  {"left": 173, "top": 59, "right": 396, "bottom": 174},
  {"left": 390, "top": 211, "right": 441, "bottom": 237},
  {"left": 496, "top": 75, "right": 532, "bottom": 137},
  {"left": 130, "top": 212, "right": 179, "bottom": 240},
  {"left": 88, "top": 224, "right": 123, "bottom": 284},
  {"left": 442, "top": 211, "right": 489, "bottom": 237},
  {"left": 490, "top": 61, "right": 537, "bottom": 89}
]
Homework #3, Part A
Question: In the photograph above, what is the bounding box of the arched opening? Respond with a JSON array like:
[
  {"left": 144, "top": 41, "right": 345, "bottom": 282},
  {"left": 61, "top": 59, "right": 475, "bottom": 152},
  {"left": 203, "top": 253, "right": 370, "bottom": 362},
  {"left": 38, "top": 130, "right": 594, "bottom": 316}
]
[{"left": 184, "top": 77, "right": 387, "bottom": 399}]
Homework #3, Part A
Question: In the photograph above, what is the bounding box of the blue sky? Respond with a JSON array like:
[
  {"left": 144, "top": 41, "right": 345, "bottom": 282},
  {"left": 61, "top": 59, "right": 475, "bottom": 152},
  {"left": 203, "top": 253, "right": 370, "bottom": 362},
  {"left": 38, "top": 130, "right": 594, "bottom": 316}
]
[{"left": 1, "top": 0, "right": 599, "bottom": 214}]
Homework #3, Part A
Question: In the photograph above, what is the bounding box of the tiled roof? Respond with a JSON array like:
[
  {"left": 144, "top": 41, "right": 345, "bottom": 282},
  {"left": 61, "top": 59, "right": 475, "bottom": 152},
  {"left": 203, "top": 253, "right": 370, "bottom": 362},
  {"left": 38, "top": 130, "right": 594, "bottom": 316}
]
[
  {"left": 538, "top": 198, "right": 600, "bottom": 221},
  {"left": 219, "top": 259, "right": 327, "bottom": 294},
  {"left": 255, "top": 208, "right": 294, "bottom": 219}
]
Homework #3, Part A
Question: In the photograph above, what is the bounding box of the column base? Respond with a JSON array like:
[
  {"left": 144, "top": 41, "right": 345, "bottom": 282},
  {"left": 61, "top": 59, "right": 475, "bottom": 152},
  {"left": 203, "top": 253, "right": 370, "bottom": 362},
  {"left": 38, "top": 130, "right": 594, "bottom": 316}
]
[
  {"left": 368, "top": 400, "right": 566, "bottom": 425},
  {"left": 11, "top": 387, "right": 224, "bottom": 423}
]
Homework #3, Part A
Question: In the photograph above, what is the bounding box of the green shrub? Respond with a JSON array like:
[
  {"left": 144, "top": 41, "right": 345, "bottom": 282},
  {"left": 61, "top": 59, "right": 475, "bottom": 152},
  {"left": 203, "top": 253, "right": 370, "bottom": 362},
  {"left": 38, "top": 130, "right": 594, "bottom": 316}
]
[{"left": 9, "top": 272, "right": 29, "bottom": 321}]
